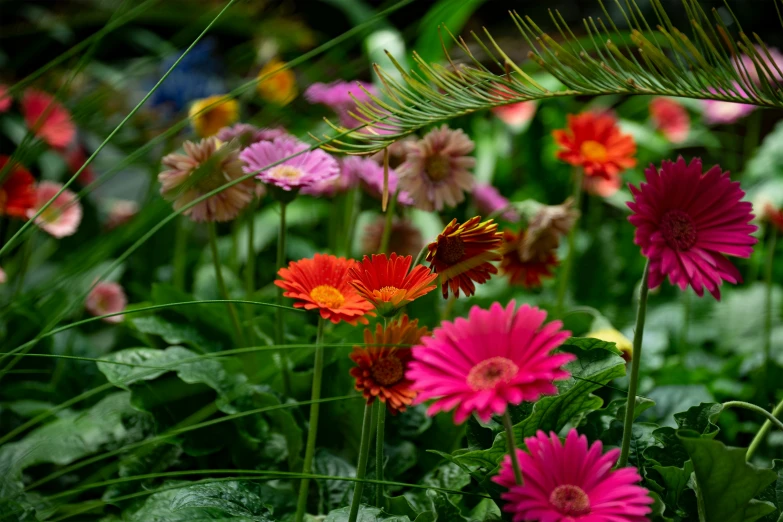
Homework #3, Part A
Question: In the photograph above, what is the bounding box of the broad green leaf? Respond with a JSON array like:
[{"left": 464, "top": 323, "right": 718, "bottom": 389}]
[
  {"left": 602, "top": 421, "right": 659, "bottom": 468},
  {"left": 674, "top": 403, "right": 723, "bottom": 436},
  {"left": 678, "top": 431, "right": 777, "bottom": 522},
  {"left": 647, "top": 461, "right": 694, "bottom": 512},
  {"left": 325, "top": 505, "right": 412, "bottom": 522},
  {"left": 562, "top": 336, "right": 621, "bottom": 356},
  {"left": 315, "top": 449, "right": 356, "bottom": 512},
  {"left": 130, "top": 315, "right": 221, "bottom": 352},
  {"left": 645, "top": 426, "right": 693, "bottom": 468}
]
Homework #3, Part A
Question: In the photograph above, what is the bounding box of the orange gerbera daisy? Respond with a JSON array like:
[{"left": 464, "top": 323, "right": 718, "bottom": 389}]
[
  {"left": 501, "top": 229, "right": 558, "bottom": 288},
  {"left": 275, "top": 253, "right": 374, "bottom": 325},
  {"left": 349, "top": 253, "right": 437, "bottom": 318},
  {"left": 552, "top": 112, "right": 636, "bottom": 179},
  {"left": 426, "top": 216, "right": 502, "bottom": 299},
  {"left": 350, "top": 314, "right": 428, "bottom": 414},
  {"left": 0, "top": 156, "right": 36, "bottom": 219}
]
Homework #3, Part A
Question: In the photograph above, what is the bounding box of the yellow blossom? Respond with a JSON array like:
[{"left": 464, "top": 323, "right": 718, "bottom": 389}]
[
  {"left": 188, "top": 95, "right": 239, "bottom": 138},
  {"left": 586, "top": 328, "right": 632, "bottom": 362},
  {"left": 256, "top": 58, "right": 297, "bottom": 105}
]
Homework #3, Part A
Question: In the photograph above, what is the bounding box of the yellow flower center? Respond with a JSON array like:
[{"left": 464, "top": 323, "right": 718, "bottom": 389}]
[
  {"left": 371, "top": 355, "right": 404, "bottom": 386},
  {"left": 309, "top": 284, "right": 345, "bottom": 309},
  {"left": 378, "top": 285, "right": 401, "bottom": 301},
  {"left": 549, "top": 484, "right": 591, "bottom": 516},
  {"left": 580, "top": 140, "right": 608, "bottom": 162},
  {"left": 424, "top": 154, "right": 450, "bottom": 182},
  {"left": 270, "top": 165, "right": 305, "bottom": 182},
  {"left": 466, "top": 356, "right": 519, "bottom": 391},
  {"left": 435, "top": 234, "right": 465, "bottom": 265},
  {"left": 39, "top": 205, "right": 62, "bottom": 224}
]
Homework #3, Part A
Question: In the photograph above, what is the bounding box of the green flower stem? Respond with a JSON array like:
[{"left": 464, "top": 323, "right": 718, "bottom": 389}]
[
  {"left": 375, "top": 404, "right": 386, "bottom": 507},
  {"left": 679, "top": 289, "right": 691, "bottom": 353},
  {"left": 245, "top": 201, "right": 257, "bottom": 338},
  {"left": 12, "top": 234, "right": 34, "bottom": 302},
  {"left": 173, "top": 217, "right": 188, "bottom": 291},
  {"left": 348, "top": 402, "right": 375, "bottom": 522},
  {"left": 618, "top": 259, "right": 651, "bottom": 468},
  {"left": 555, "top": 168, "right": 584, "bottom": 317},
  {"left": 746, "top": 398, "right": 783, "bottom": 461},
  {"left": 764, "top": 227, "right": 778, "bottom": 399},
  {"left": 276, "top": 201, "right": 292, "bottom": 396},
  {"left": 343, "top": 188, "right": 361, "bottom": 257},
  {"left": 379, "top": 192, "right": 397, "bottom": 254},
  {"left": 295, "top": 317, "right": 326, "bottom": 522},
  {"left": 502, "top": 411, "right": 523, "bottom": 485},
  {"left": 208, "top": 223, "right": 245, "bottom": 347}
]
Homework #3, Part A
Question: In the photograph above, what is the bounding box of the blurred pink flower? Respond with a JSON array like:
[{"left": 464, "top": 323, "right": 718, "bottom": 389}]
[
  {"left": 583, "top": 174, "right": 622, "bottom": 197},
  {"left": 0, "top": 85, "right": 10, "bottom": 113},
  {"left": 490, "top": 87, "right": 537, "bottom": 128},
  {"left": 737, "top": 45, "right": 783, "bottom": 84},
  {"left": 28, "top": 181, "right": 82, "bottom": 238},
  {"left": 62, "top": 143, "right": 96, "bottom": 185},
  {"left": 342, "top": 156, "right": 412, "bottom": 205},
  {"left": 649, "top": 97, "right": 690, "bottom": 143},
  {"left": 398, "top": 125, "right": 475, "bottom": 211},
  {"left": 0, "top": 266, "right": 5, "bottom": 284},
  {"left": 472, "top": 183, "right": 519, "bottom": 221},
  {"left": 21, "top": 89, "right": 76, "bottom": 149},
  {"left": 703, "top": 84, "right": 756, "bottom": 124},
  {"left": 216, "top": 124, "right": 289, "bottom": 147},
  {"left": 305, "top": 81, "right": 378, "bottom": 128},
  {"left": 106, "top": 200, "right": 139, "bottom": 230},
  {"left": 85, "top": 281, "right": 127, "bottom": 323},
  {"left": 240, "top": 136, "right": 338, "bottom": 193}
]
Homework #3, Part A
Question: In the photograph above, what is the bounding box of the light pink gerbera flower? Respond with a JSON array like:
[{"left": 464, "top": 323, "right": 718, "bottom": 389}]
[
  {"left": 305, "top": 81, "right": 378, "bottom": 128},
  {"left": 493, "top": 101, "right": 537, "bottom": 129},
  {"left": 159, "top": 138, "right": 254, "bottom": 222},
  {"left": 737, "top": 45, "right": 783, "bottom": 84},
  {"left": 472, "top": 183, "right": 519, "bottom": 221},
  {"left": 649, "top": 97, "right": 690, "bottom": 143},
  {"left": 342, "top": 156, "right": 412, "bottom": 205},
  {"left": 398, "top": 125, "right": 476, "bottom": 212},
  {"left": 85, "top": 281, "right": 127, "bottom": 323},
  {"left": 105, "top": 200, "right": 139, "bottom": 230},
  {"left": 628, "top": 156, "right": 757, "bottom": 299},
  {"left": 21, "top": 89, "right": 76, "bottom": 149},
  {"left": 28, "top": 181, "right": 82, "bottom": 238},
  {"left": 493, "top": 429, "right": 653, "bottom": 522},
  {"left": 240, "top": 136, "right": 338, "bottom": 193},
  {"left": 406, "top": 301, "right": 573, "bottom": 423},
  {"left": 703, "top": 84, "right": 756, "bottom": 124},
  {"left": 583, "top": 175, "right": 622, "bottom": 197}
]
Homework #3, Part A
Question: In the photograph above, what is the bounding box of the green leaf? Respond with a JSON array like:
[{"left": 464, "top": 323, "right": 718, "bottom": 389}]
[
  {"left": 325, "top": 505, "right": 412, "bottom": 522},
  {"left": 678, "top": 431, "right": 777, "bottom": 522},
  {"left": 562, "top": 336, "right": 620, "bottom": 355},
  {"left": 130, "top": 315, "right": 221, "bottom": 352},
  {"left": 315, "top": 449, "right": 356, "bottom": 512},
  {"left": 647, "top": 461, "right": 694, "bottom": 512},
  {"left": 674, "top": 403, "right": 723, "bottom": 436}
]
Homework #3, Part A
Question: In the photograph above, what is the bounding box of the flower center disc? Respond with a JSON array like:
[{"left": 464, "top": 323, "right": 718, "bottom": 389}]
[
  {"left": 371, "top": 356, "right": 405, "bottom": 386},
  {"left": 580, "top": 140, "right": 608, "bottom": 162},
  {"left": 309, "top": 284, "right": 345, "bottom": 309},
  {"left": 549, "top": 484, "right": 591, "bottom": 517},
  {"left": 377, "top": 285, "right": 401, "bottom": 302},
  {"left": 660, "top": 209, "right": 697, "bottom": 251},
  {"left": 424, "top": 154, "right": 450, "bottom": 182},
  {"left": 466, "top": 356, "right": 519, "bottom": 391},
  {"left": 271, "top": 165, "right": 305, "bottom": 182},
  {"left": 435, "top": 235, "right": 465, "bottom": 265}
]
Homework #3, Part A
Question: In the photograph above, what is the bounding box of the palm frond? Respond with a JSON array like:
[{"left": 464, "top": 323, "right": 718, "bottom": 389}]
[{"left": 316, "top": 0, "right": 783, "bottom": 154}]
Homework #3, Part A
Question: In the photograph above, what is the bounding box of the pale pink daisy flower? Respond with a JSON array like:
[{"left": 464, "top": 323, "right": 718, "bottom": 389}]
[
  {"left": 583, "top": 174, "right": 622, "bottom": 197},
  {"left": 628, "top": 156, "right": 757, "bottom": 299},
  {"left": 28, "top": 181, "right": 82, "bottom": 238},
  {"left": 703, "top": 84, "right": 756, "bottom": 124},
  {"left": 649, "top": 97, "right": 690, "bottom": 143},
  {"left": 493, "top": 429, "right": 653, "bottom": 522},
  {"left": 105, "top": 200, "right": 139, "bottom": 230},
  {"left": 0, "top": 85, "right": 10, "bottom": 113},
  {"left": 398, "top": 125, "right": 475, "bottom": 212},
  {"left": 492, "top": 101, "right": 537, "bottom": 129},
  {"left": 300, "top": 157, "right": 361, "bottom": 197},
  {"left": 472, "top": 183, "right": 519, "bottom": 221},
  {"left": 159, "top": 138, "right": 254, "bottom": 222},
  {"left": 737, "top": 45, "right": 783, "bottom": 84},
  {"left": 406, "top": 301, "right": 573, "bottom": 423},
  {"left": 85, "top": 281, "right": 128, "bottom": 323},
  {"left": 342, "top": 156, "right": 412, "bottom": 205},
  {"left": 240, "top": 136, "right": 338, "bottom": 193},
  {"left": 21, "top": 89, "right": 76, "bottom": 149},
  {"left": 305, "top": 81, "right": 378, "bottom": 128}
]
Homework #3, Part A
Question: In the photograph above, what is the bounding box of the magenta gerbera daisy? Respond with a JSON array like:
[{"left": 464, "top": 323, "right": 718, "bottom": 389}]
[
  {"left": 493, "top": 429, "right": 653, "bottom": 522},
  {"left": 406, "top": 301, "right": 573, "bottom": 423},
  {"left": 239, "top": 136, "right": 338, "bottom": 192},
  {"left": 628, "top": 156, "right": 757, "bottom": 299}
]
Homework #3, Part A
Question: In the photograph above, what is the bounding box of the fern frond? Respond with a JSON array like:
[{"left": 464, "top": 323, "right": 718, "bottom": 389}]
[{"left": 317, "top": 0, "right": 783, "bottom": 154}]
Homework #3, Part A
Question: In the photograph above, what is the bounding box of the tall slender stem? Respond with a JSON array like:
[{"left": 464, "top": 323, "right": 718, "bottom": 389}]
[
  {"left": 555, "top": 168, "right": 584, "bottom": 316},
  {"left": 348, "top": 402, "right": 375, "bottom": 522},
  {"left": 276, "top": 201, "right": 291, "bottom": 396},
  {"left": 723, "top": 401, "right": 783, "bottom": 434},
  {"left": 294, "top": 317, "right": 326, "bottom": 522},
  {"left": 502, "top": 411, "right": 523, "bottom": 485},
  {"left": 763, "top": 228, "right": 777, "bottom": 400},
  {"left": 375, "top": 404, "right": 386, "bottom": 506},
  {"left": 379, "top": 193, "right": 397, "bottom": 255},
  {"left": 343, "top": 188, "right": 360, "bottom": 257},
  {"left": 747, "top": 397, "right": 783, "bottom": 461},
  {"left": 12, "top": 235, "right": 33, "bottom": 301},
  {"left": 208, "top": 222, "right": 245, "bottom": 346},
  {"left": 244, "top": 201, "right": 257, "bottom": 338},
  {"left": 679, "top": 289, "right": 690, "bottom": 353},
  {"left": 173, "top": 217, "right": 188, "bottom": 291},
  {"left": 618, "top": 259, "right": 650, "bottom": 468}
]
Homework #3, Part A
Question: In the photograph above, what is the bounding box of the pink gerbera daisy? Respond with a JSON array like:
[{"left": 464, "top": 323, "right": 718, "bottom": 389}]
[
  {"left": 21, "top": 89, "right": 76, "bottom": 149},
  {"left": 406, "top": 301, "right": 573, "bottom": 423},
  {"left": 493, "top": 429, "right": 653, "bottom": 522},
  {"left": 343, "top": 156, "right": 412, "bottom": 205},
  {"left": 85, "top": 281, "right": 128, "bottom": 323},
  {"left": 305, "top": 80, "right": 378, "bottom": 128},
  {"left": 240, "top": 136, "right": 338, "bottom": 193},
  {"left": 398, "top": 125, "right": 476, "bottom": 212},
  {"left": 628, "top": 156, "right": 757, "bottom": 299},
  {"left": 703, "top": 84, "right": 756, "bottom": 124},
  {"left": 28, "top": 181, "right": 82, "bottom": 238},
  {"left": 472, "top": 183, "right": 520, "bottom": 222},
  {"left": 216, "top": 124, "right": 289, "bottom": 148}
]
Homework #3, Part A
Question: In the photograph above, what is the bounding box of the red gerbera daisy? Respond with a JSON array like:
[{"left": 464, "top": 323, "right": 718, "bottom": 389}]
[
  {"left": 349, "top": 253, "right": 437, "bottom": 318},
  {"left": 628, "top": 156, "right": 757, "bottom": 299},
  {"left": 0, "top": 156, "right": 36, "bottom": 219},
  {"left": 426, "top": 216, "right": 502, "bottom": 299},
  {"left": 764, "top": 203, "right": 783, "bottom": 233},
  {"left": 21, "top": 89, "right": 75, "bottom": 150},
  {"left": 275, "top": 253, "right": 374, "bottom": 325},
  {"left": 500, "top": 230, "right": 558, "bottom": 288},
  {"left": 350, "top": 314, "right": 427, "bottom": 414},
  {"left": 553, "top": 112, "right": 636, "bottom": 179}
]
